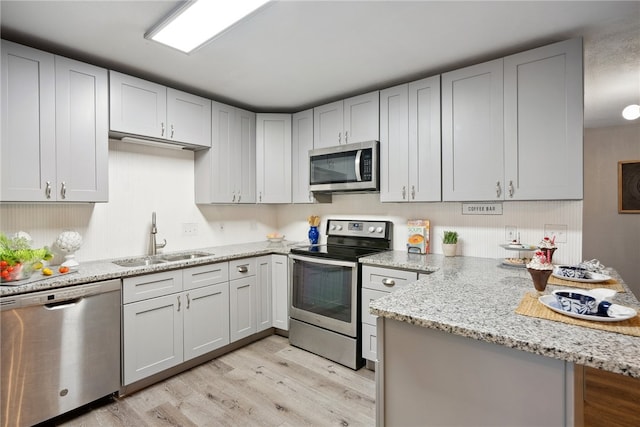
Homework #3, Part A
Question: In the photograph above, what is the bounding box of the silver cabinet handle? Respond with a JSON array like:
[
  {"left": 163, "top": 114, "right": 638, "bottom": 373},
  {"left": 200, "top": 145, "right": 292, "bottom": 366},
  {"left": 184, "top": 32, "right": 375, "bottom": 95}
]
[
  {"left": 60, "top": 182, "right": 66, "bottom": 199},
  {"left": 338, "top": 132, "right": 342, "bottom": 144},
  {"left": 237, "top": 193, "right": 241, "bottom": 202},
  {"left": 345, "top": 131, "right": 349, "bottom": 143},
  {"left": 496, "top": 181, "right": 502, "bottom": 198},
  {"left": 232, "top": 192, "right": 236, "bottom": 203},
  {"left": 411, "top": 185, "right": 416, "bottom": 200},
  {"left": 177, "top": 295, "right": 181, "bottom": 312},
  {"left": 237, "top": 265, "right": 249, "bottom": 273},
  {"left": 402, "top": 186, "right": 406, "bottom": 200},
  {"left": 259, "top": 192, "right": 262, "bottom": 203},
  {"left": 170, "top": 124, "right": 175, "bottom": 139},
  {"left": 508, "top": 180, "right": 514, "bottom": 198},
  {"left": 186, "top": 293, "right": 190, "bottom": 310},
  {"left": 161, "top": 122, "right": 165, "bottom": 137},
  {"left": 45, "top": 181, "right": 52, "bottom": 199},
  {"left": 382, "top": 278, "right": 396, "bottom": 287}
]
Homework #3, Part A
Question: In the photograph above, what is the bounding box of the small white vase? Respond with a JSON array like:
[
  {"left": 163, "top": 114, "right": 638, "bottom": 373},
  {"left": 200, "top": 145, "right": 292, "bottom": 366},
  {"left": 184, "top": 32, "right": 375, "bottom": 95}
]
[{"left": 442, "top": 243, "right": 457, "bottom": 257}]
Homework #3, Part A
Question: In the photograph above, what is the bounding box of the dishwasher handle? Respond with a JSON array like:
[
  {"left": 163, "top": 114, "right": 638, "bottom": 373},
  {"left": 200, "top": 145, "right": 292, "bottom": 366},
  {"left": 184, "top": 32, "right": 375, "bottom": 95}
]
[{"left": 44, "top": 298, "right": 82, "bottom": 310}]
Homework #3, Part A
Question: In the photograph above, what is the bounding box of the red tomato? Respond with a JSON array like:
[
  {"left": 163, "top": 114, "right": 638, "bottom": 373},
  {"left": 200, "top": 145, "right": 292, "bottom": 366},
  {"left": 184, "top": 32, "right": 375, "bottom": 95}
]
[
  {"left": 0, "top": 260, "right": 7, "bottom": 269},
  {"left": 1, "top": 270, "right": 9, "bottom": 279},
  {"left": 58, "top": 266, "right": 70, "bottom": 274}
]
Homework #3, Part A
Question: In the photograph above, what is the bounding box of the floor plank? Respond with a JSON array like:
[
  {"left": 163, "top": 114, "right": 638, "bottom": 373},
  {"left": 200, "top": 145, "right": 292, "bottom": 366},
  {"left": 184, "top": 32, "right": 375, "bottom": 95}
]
[{"left": 47, "top": 335, "right": 376, "bottom": 427}]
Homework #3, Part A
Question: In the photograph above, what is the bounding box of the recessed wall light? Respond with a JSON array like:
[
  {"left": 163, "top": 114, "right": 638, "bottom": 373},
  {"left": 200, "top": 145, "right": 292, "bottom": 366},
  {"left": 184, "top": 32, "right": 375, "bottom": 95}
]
[
  {"left": 146, "top": 0, "right": 270, "bottom": 53},
  {"left": 622, "top": 104, "right": 640, "bottom": 120}
]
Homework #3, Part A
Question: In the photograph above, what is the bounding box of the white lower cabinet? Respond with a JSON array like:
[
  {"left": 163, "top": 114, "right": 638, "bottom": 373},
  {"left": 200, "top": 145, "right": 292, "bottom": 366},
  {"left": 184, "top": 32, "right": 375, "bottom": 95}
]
[
  {"left": 122, "top": 263, "right": 229, "bottom": 385},
  {"left": 229, "top": 258, "right": 257, "bottom": 342},
  {"left": 256, "top": 256, "right": 272, "bottom": 332},
  {"left": 271, "top": 254, "right": 289, "bottom": 331},
  {"left": 361, "top": 265, "right": 418, "bottom": 363}
]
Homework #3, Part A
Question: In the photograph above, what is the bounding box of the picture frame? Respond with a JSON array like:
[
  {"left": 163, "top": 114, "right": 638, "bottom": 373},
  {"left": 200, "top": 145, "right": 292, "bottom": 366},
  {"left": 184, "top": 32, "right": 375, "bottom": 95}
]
[{"left": 618, "top": 160, "right": 640, "bottom": 213}]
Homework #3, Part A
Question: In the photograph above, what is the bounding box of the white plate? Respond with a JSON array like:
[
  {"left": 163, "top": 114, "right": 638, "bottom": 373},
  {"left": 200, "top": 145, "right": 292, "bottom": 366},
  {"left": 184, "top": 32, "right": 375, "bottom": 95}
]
[
  {"left": 552, "top": 266, "right": 612, "bottom": 283},
  {"left": 500, "top": 243, "right": 537, "bottom": 251},
  {"left": 539, "top": 295, "right": 637, "bottom": 322}
]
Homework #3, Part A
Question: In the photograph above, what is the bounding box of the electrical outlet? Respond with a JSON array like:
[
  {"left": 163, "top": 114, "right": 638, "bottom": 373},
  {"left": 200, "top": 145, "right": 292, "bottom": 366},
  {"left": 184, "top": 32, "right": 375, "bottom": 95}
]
[
  {"left": 182, "top": 223, "right": 198, "bottom": 237},
  {"left": 544, "top": 224, "right": 567, "bottom": 243},
  {"left": 505, "top": 226, "right": 517, "bottom": 242}
]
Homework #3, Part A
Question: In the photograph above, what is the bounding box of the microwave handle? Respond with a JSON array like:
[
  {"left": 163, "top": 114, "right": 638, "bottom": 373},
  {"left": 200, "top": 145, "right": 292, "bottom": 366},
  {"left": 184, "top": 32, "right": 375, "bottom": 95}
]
[{"left": 355, "top": 149, "right": 362, "bottom": 182}]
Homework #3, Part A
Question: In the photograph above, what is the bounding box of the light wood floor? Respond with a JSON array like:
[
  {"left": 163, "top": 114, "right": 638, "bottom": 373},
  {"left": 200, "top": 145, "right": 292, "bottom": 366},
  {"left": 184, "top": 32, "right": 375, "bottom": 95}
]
[{"left": 49, "top": 335, "right": 376, "bottom": 426}]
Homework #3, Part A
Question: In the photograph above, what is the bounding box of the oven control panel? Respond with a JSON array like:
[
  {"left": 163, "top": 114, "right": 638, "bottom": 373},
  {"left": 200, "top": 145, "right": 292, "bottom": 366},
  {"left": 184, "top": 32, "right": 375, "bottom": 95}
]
[{"left": 326, "top": 219, "right": 391, "bottom": 239}]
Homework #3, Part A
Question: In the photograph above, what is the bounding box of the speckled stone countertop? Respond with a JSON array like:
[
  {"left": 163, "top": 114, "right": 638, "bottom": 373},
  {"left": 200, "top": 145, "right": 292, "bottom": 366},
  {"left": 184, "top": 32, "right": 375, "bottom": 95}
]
[
  {"left": 0, "top": 241, "right": 295, "bottom": 297},
  {"left": 361, "top": 251, "right": 640, "bottom": 378}
]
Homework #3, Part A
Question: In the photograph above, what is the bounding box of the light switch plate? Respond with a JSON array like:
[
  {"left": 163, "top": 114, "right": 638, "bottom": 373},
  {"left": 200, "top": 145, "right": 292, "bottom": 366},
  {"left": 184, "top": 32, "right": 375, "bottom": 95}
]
[{"left": 544, "top": 224, "right": 567, "bottom": 243}]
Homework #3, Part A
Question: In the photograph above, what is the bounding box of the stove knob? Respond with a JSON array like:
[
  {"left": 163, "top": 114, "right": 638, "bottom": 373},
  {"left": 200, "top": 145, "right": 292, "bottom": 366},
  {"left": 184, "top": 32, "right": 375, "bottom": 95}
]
[
  {"left": 335, "top": 225, "right": 343, "bottom": 231},
  {"left": 368, "top": 226, "right": 376, "bottom": 233},
  {"left": 330, "top": 224, "right": 336, "bottom": 230},
  {"left": 376, "top": 226, "right": 384, "bottom": 234}
]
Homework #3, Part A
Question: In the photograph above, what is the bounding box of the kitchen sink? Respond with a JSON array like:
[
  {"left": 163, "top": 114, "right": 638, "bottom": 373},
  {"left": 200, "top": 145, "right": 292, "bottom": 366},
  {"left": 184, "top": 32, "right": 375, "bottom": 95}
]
[{"left": 112, "top": 252, "right": 213, "bottom": 268}]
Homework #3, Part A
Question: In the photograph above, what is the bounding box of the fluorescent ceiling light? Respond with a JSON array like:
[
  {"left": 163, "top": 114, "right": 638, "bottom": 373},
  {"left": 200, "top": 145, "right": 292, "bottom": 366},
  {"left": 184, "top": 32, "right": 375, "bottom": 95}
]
[
  {"left": 622, "top": 104, "right": 640, "bottom": 120},
  {"left": 147, "top": 0, "right": 270, "bottom": 53}
]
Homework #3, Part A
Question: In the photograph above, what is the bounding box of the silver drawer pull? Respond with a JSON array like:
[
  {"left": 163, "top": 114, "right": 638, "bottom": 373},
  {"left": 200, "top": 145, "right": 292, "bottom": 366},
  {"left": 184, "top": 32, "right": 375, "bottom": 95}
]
[
  {"left": 382, "top": 278, "right": 396, "bottom": 287},
  {"left": 237, "top": 265, "right": 249, "bottom": 273}
]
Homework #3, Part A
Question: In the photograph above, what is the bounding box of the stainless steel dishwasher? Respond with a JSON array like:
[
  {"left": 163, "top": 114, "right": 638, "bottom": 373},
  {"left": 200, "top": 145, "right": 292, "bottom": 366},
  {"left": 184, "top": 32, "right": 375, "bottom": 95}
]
[{"left": 1, "top": 279, "right": 121, "bottom": 427}]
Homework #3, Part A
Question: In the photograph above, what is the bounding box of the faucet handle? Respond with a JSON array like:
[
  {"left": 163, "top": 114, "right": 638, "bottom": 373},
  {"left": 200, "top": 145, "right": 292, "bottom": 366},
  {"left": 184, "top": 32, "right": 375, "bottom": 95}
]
[{"left": 156, "top": 239, "right": 167, "bottom": 249}]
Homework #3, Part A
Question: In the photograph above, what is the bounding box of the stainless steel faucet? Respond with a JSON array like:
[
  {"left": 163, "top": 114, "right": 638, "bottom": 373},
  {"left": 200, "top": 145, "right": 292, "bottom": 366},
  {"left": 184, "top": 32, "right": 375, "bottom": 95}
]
[{"left": 150, "top": 211, "right": 167, "bottom": 255}]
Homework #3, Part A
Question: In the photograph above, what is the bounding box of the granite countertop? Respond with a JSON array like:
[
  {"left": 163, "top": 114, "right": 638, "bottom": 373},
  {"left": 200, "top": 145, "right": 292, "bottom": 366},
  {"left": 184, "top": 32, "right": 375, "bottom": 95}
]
[
  {"left": 0, "top": 241, "right": 295, "bottom": 297},
  {"left": 361, "top": 251, "right": 640, "bottom": 378}
]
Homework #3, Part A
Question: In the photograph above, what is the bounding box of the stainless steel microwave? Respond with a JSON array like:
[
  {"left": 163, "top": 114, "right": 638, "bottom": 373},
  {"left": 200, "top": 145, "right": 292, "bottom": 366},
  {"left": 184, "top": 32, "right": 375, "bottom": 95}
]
[{"left": 309, "top": 140, "right": 379, "bottom": 192}]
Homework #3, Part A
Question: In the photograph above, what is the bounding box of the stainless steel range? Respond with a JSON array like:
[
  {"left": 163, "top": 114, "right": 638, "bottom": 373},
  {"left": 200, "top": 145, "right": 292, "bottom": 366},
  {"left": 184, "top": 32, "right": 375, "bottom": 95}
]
[{"left": 289, "top": 219, "right": 392, "bottom": 369}]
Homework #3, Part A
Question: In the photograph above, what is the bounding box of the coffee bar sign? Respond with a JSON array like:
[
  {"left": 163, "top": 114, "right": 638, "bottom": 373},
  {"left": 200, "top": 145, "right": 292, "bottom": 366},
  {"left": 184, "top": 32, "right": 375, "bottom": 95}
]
[{"left": 462, "top": 203, "right": 503, "bottom": 215}]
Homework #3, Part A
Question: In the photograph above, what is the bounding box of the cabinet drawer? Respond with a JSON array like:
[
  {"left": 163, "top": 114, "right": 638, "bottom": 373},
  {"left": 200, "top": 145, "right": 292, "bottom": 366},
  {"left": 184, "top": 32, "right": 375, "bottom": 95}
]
[
  {"left": 123, "top": 270, "right": 183, "bottom": 304},
  {"left": 229, "top": 258, "right": 257, "bottom": 280},
  {"left": 362, "top": 323, "right": 377, "bottom": 362},
  {"left": 183, "top": 262, "right": 229, "bottom": 290},
  {"left": 361, "top": 266, "right": 417, "bottom": 293}
]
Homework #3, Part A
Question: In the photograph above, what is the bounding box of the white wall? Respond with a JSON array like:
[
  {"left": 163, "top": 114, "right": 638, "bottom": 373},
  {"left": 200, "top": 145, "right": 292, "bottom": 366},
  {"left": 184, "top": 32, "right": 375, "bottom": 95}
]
[
  {"left": 1, "top": 139, "right": 583, "bottom": 266},
  {"left": 583, "top": 123, "right": 640, "bottom": 297},
  {"left": 276, "top": 195, "right": 582, "bottom": 265}
]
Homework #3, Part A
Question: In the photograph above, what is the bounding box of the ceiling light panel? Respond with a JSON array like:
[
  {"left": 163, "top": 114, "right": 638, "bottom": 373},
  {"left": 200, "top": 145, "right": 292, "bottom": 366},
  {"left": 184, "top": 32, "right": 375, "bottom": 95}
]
[{"left": 148, "top": 0, "right": 270, "bottom": 53}]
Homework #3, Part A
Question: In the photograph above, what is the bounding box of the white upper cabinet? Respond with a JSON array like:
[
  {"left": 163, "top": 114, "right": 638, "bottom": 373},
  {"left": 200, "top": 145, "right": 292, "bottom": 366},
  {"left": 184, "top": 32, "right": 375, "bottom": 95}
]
[
  {"left": 109, "top": 71, "right": 211, "bottom": 148},
  {"left": 442, "top": 59, "right": 504, "bottom": 201},
  {"left": 380, "top": 76, "right": 441, "bottom": 202},
  {"left": 256, "top": 113, "right": 292, "bottom": 203},
  {"left": 1, "top": 40, "right": 108, "bottom": 202},
  {"left": 442, "top": 38, "right": 583, "bottom": 201},
  {"left": 313, "top": 91, "right": 379, "bottom": 148},
  {"left": 195, "top": 102, "right": 256, "bottom": 204},
  {"left": 292, "top": 109, "right": 315, "bottom": 203},
  {"left": 503, "top": 38, "right": 583, "bottom": 200}
]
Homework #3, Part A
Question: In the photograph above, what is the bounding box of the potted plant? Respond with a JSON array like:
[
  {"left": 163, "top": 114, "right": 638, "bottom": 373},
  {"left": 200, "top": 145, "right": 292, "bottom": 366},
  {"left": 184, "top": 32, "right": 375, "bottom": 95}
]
[{"left": 442, "top": 231, "right": 458, "bottom": 257}]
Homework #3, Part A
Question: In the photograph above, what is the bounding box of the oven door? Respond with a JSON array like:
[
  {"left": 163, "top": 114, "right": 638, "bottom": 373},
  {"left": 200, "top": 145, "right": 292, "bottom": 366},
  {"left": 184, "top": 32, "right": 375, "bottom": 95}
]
[{"left": 289, "top": 254, "right": 358, "bottom": 337}]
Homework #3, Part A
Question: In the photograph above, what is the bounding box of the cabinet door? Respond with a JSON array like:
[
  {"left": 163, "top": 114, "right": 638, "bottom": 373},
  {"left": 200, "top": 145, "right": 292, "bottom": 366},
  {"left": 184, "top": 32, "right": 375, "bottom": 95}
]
[
  {"left": 166, "top": 88, "right": 211, "bottom": 148},
  {"left": 256, "top": 255, "right": 272, "bottom": 332},
  {"left": 197, "top": 101, "right": 235, "bottom": 203},
  {"left": 409, "top": 76, "right": 441, "bottom": 202},
  {"left": 313, "top": 100, "right": 343, "bottom": 148},
  {"left": 1, "top": 41, "right": 56, "bottom": 202},
  {"left": 504, "top": 38, "right": 583, "bottom": 200},
  {"left": 362, "top": 323, "right": 378, "bottom": 362},
  {"left": 123, "top": 293, "right": 183, "bottom": 385},
  {"left": 442, "top": 59, "right": 504, "bottom": 201},
  {"left": 256, "top": 113, "right": 292, "bottom": 203},
  {"left": 292, "top": 109, "right": 315, "bottom": 203},
  {"left": 343, "top": 91, "right": 379, "bottom": 144},
  {"left": 271, "top": 254, "right": 289, "bottom": 330},
  {"left": 379, "top": 84, "right": 409, "bottom": 202},
  {"left": 235, "top": 108, "right": 257, "bottom": 203},
  {"left": 183, "top": 283, "right": 230, "bottom": 360},
  {"left": 55, "top": 57, "right": 109, "bottom": 202},
  {"left": 229, "top": 276, "right": 257, "bottom": 342},
  {"left": 109, "top": 71, "right": 166, "bottom": 138}
]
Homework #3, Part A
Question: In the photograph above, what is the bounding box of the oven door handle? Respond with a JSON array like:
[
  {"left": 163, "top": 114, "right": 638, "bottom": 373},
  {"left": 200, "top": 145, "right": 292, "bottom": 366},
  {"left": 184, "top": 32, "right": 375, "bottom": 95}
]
[{"left": 289, "top": 254, "right": 357, "bottom": 268}]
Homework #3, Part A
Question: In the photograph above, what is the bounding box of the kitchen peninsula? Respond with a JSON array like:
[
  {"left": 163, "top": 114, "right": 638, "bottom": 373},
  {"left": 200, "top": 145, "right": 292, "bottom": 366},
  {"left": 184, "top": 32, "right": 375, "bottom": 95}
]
[{"left": 363, "top": 252, "right": 640, "bottom": 426}]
